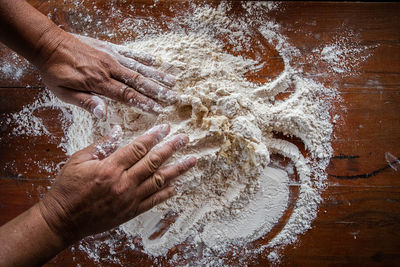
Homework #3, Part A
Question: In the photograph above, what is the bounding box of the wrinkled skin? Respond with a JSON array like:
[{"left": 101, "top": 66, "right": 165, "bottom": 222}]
[
  {"left": 39, "top": 124, "right": 196, "bottom": 243},
  {"left": 39, "top": 32, "right": 178, "bottom": 117}
]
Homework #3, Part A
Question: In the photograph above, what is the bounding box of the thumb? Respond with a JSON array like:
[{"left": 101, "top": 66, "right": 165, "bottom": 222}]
[
  {"left": 90, "top": 95, "right": 107, "bottom": 120},
  {"left": 92, "top": 125, "right": 123, "bottom": 160},
  {"left": 75, "top": 125, "right": 123, "bottom": 162}
]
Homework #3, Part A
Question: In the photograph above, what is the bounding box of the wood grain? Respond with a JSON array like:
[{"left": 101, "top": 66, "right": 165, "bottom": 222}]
[{"left": 0, "top": 1, "right": 399, "bottom": 266}]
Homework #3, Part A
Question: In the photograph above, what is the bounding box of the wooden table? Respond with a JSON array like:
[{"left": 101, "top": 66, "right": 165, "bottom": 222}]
[{"left": 0, "top": 1, "right": 399, "bottom": 266}]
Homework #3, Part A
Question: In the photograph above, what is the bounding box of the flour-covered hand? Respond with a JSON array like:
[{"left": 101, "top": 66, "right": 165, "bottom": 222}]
[
  {"left": 38, "top": 124, "right": 196, "bottom": 244},
  {"left": 37, "top": 31, "right": 178, "bottom": 118}
]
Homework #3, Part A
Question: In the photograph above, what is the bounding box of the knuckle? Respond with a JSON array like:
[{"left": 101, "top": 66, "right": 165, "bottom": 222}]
[
  {"left": 151, "top": 195, "right": 160, "bottom": 208},
  {"left": 101, "top": 166, "right": 116, "bottom": 180},
  {"left": 152, "top": 172, "right": 165, "bottom": 189},
  {"left": 85, "top": 71, "right": 110, "bottom": 90},
  {"left": 97, "top": 69, "right": 111, "bottom": 83},
  {"left": 81, "top": 97, "right": 97, "bottom": 112},
  {"left": 112, "top": 182, "right": 129, "bottom": 197},
  {"left": 121, "top": 85, "right": 137, "bottom": 103},
  {"left": 117, "top": 69, "right": 142, "bottom": 86},
  {"left": 146, "top": 153, "right": 163, "bottom": 173},
  {"left": 128, "top": 71, "right": 141, "bottom": 85},
  {"left": 167, "top": 188, "right": 175, "bottom": 198},
  {"left": 99, "top": 159, "right": 119, "bottom": 179},
  {"left": 177, "top": 162, "right": 187, "bottom": 175},
  {"left": 128, "top": 141, "right": 148, "bottom": 160}
]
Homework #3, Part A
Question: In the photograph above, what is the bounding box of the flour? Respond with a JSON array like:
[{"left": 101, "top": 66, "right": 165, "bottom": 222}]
[
  {"left": 11, "top": 91, "right": 53, "bottom": 136},
  {"left": 6, "top": 2, "right": 375, "bottom": 266},
  {"left": 0, "top": 49, "right": 31, "bottom": 81},
  {"left": 310, "top": 29, "right": 376, "bottom": 76}
]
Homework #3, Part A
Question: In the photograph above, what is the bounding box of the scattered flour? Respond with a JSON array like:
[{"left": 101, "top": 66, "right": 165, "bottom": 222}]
[
  {"left": 310, "top": 29, "right": 376, "bottom": 76},
  {"left": 6, "top": 1, "right": 375, "bottom": 266},
  {"left": 0, "top": 49, "right": 31, "bottom": 81}
]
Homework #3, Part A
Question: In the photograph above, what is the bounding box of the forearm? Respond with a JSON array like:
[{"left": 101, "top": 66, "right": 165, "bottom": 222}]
[
  {"left": 0, "top": 204, "right": 66, "bottom": 267},
  {"left": 0, "top": 0, "right": 65, "bottom": 67}
]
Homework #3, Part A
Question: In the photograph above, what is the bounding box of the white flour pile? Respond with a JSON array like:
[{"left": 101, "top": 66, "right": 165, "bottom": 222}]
[
  {"left": 112, "top": 31, "right": 335, "bottom": 261},
  {"left": 5, "top": 2, "right": 376, "bottom": 265}
]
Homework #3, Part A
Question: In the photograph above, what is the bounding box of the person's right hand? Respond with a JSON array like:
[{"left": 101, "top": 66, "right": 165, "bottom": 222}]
[{"left": 38, "top": 124, "right": 196, "bottom": 244}]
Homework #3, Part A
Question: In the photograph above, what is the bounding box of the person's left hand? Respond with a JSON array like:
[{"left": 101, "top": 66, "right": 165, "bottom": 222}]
[{"left": 37, "top": 31, "right": 178, "bottom": 118}]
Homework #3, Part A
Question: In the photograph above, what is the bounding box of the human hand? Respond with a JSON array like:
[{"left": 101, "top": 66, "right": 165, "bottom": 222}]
[
  {"left": 36, "top": 31, "right": 178, "bottom": 118},
  {"left": 38, "top": 124, "right": 196, "bottom": 244}
]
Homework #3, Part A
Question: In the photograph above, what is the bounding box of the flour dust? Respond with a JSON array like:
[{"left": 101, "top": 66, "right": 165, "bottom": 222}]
[{"left": 5, "top": 2, "right": 376, "bottom": 266}]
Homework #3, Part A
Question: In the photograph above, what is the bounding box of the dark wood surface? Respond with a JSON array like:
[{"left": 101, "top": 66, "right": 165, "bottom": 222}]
[{"left": 0, "top": 1, "right": 399, "bottom": 266}]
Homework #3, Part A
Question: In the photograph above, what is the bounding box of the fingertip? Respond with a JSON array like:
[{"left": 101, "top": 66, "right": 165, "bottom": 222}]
[
  {"left": 185, "top": 156, "right": 197, "bottom": 168},
  {"left": 159, "top": 124, "right": 170, "bottom": 137},
  {"left": 164, "top": 90, "right": 179, "bottom": 105},
  {"left": 92, "top": 96, "right": 107, "bottom": 120},
  {"left": 93, "top": 105, "right": 105, "bottom": 119},
  {"left": 167, "top": 134, "right": 189, "bottom": 152},
  {"left": 145, "top": 124, "right": 170, "bottom": 143},
  {"left": 177, "top": 134, "right": 189, "bottom": 146},
  {"left": 163, "top": 74, "right": 176, "bottom": 87}
]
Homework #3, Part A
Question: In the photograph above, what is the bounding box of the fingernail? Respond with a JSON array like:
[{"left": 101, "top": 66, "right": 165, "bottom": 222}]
[
  {"left": 173, "top": 134, "right": 189, "bottom": 150},
  {"left": 163, "top": 74, "right": 176, "bottom": 87},
  {"left": 93, "top": 106, "right": 105, "bottom": 119},
  {"left": 146, "top": 124, "right": 170, "bottom": 143},
  {"left": 182, "top": 155, "right": 197, "bottom": 168},
  {"left": 92, "top": 96, "right": 106, "bottom": 119}
]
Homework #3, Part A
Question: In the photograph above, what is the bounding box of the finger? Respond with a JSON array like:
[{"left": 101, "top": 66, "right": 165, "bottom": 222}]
[
  {"left": 118, "top": 49, "right": 159, "bottom": 67},
  {"left": 73, "top": 34, "right": 157, "bottom": 66},
  {"left": 137, "top": 156, "right": 196, "bottom": 200},
  {"left": 127, "top": 134, "right": 189, "bottom": 185},
  {"left": 100, "top": 79, "right": 163, "bottom": 115},
  {"left": 72, "top": 33, "right": 112, "bottom": 52},
  {"left": 92, "top": 125, "right": 123, "bottom": 160},
  {"left": 115, "top": 55, "right": 176, "bottom": 87},
  {"left": 136, "top": 186, "right": 176, "bottom": 215},
  {"left": 111, "top": 65, "right": 178, "bottom": 105},
  {"left": 90, "top": 95, "right": 107, "bottom": 120},
  {"left": 72, "top": 34, "right": 176, "bottom": 87},
  {"left": 73, "top": 125, "right": 122, "bottom": 162},
  {"left": 109, "top": 124, "right": 170, "bottom": 169},
  {"left": 54, "top": 87, "right": 107, "bottom": 119}
]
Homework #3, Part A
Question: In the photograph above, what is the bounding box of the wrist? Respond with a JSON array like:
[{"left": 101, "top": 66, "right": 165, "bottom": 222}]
[
  {"left": 38, "top": 190, "right": 80, "bottom": 246},
  {"left": 31, "top": 204, "right": 66, "bottom": 251},
  {"left": 32, "top": 24, "right": 68, "bottom": 69}
]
